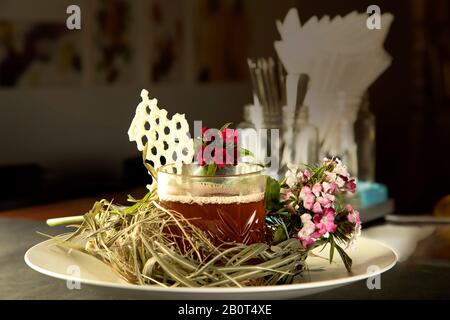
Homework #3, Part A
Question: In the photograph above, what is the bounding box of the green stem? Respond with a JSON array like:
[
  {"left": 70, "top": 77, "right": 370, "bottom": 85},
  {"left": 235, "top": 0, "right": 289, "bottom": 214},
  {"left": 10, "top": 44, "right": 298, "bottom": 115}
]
[
  {"left": 193, "top": 164, "right": 217, "bottom": 176},
  {"left": 205, "top": 164, "right": 217, "bottom": 176},
  {"left": 124, "top": 191, "right": 152, "bottom": 214},
  {"left": 46, "top": 215, "right": 84, "bottom": 227}
]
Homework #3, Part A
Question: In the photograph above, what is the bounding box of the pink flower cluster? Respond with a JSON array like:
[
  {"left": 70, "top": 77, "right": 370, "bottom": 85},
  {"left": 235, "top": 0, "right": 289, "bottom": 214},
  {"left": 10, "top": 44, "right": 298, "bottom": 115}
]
[
  {"left": 297, "top": 209, "right": 338, "bottom": 246},
  {"left": 196, "top": 127, "right": 239, "bottom": 167},
  {"left": 283, "top": 158, "right": 360, "bottom": 248},
  {"left": 346, "top": 204, "right": 361, "bottom": 249}
]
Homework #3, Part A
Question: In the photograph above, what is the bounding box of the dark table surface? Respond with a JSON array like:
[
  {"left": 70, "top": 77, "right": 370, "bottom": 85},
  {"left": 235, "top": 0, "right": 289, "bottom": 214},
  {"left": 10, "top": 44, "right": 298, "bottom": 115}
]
[{"left": 1, "top": 198, "right": 450, "bottom": 299}]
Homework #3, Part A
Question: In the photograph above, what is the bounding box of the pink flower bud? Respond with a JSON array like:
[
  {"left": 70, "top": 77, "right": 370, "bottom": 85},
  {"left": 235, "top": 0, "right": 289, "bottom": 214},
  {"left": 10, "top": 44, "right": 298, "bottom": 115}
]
[
  {"left": 312, "top": 201, "right": 323, "bottom": 214},
  {"left": 345, "top": 179, "right": 357, "bottom": 193},
  {"left": 302, "top": 169, "right": 311, "bottom": 183},
  {"left": 312, "top": 183, "right": 323, "bottom": 197},
  {"left": 302, "top": 193, "right": 315, "bottom": 210},
  {"left": 323, "top": 181, "right": 338, "bottom": 194},
  {"left": 318, "top": 196, "right": 332, "bottom": 208}
]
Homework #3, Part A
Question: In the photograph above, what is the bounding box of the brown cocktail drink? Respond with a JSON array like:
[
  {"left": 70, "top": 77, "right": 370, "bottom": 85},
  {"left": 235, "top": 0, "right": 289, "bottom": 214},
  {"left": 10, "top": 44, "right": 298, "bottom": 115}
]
[{"left": 158, "top": 164, "right": 266, "bottom": 245}]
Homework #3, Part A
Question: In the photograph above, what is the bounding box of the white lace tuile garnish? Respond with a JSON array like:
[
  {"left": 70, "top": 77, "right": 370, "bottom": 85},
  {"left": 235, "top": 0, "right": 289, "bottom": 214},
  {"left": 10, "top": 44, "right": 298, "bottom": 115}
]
[{"left": 128, "top": 89, "right": 194, "bottom": 187}]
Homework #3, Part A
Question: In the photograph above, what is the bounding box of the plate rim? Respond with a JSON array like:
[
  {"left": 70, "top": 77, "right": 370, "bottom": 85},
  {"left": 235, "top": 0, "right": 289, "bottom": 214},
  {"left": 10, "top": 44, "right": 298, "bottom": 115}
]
[{"left": 24, "top": 236, "right": 398, "bottom": 294}]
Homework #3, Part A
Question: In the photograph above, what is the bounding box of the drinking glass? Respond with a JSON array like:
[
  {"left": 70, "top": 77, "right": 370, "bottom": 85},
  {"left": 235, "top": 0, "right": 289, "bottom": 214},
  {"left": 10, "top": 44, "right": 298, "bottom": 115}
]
[{"left": 157, "top": 163, "right": 267, "bottom": 245}]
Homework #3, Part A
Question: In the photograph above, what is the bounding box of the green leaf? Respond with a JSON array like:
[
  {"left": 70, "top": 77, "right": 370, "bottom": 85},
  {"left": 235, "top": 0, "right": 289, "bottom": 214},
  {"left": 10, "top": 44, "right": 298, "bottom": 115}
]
[
  {"left": 273, "top": 226, "right": 287, "bottom": 244},
  {"left": 329, "top": 234, "right": 335, "bottom": 263},
  {"left": 265, "top": 176, "right": 281, "bottom": 211},
  {"left": 127, "top": 194, "right": 138, "bottom": 203},
  {"left": 219, "top": 122, "right": 233, "bottom": 131},
  {"left": 309, "top": 164, "right": 328, "bottom": 184},
  {"left": 205, "top": 164, "right": 217, "bottom": 176},
  {"left": 124, "top": 191, "right": 152, "bottom": 214},
  {"left": 240, "top": 148, "right": 254, "bottom": 158},
  {"left": 335, "top": 243, "right": 353, "bottom": 272}
]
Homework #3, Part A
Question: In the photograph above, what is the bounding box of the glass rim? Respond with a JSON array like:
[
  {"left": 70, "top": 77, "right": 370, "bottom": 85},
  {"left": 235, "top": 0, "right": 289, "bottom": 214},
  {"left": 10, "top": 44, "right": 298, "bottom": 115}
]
[{"left": 157, "top": 162, "right": 265, "bottom": 178}]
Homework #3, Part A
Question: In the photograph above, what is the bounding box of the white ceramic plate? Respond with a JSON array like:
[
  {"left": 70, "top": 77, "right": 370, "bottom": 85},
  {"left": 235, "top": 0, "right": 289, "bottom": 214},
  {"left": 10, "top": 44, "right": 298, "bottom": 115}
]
[{"left": 25, "top": 237, "right": 397, "bottom": 299}]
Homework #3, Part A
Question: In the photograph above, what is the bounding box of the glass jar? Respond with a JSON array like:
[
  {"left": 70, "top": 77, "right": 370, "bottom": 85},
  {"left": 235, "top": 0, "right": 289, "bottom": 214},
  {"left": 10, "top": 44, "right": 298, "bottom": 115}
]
[
  {"left": 157, "top": 163, "right": 267, "bottom": 245},
  {"left": 354, "top": 93, "right": 375, "bottom": 182},
  {"left": 292, "top": 106, "right": 319, "bottom": 167}
]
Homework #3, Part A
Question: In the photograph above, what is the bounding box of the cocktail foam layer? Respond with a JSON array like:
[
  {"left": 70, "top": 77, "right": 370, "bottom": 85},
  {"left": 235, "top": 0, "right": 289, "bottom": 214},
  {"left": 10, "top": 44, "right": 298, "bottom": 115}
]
[{"left": 159, "top": 191, "right": 265, "bottom": 205}]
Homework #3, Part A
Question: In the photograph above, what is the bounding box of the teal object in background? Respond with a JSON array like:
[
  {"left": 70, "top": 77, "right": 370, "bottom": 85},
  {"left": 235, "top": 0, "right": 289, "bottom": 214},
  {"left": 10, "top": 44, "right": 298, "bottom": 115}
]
[{"left": 357, "top": 181, "right": 388, "bottom": 208}]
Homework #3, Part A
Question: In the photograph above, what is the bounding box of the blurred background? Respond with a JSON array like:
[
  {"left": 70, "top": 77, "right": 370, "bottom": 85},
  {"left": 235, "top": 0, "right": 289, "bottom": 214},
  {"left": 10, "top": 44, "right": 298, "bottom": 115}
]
[{"left": 0, "top": 0, "right": 449, "bottom": 215}]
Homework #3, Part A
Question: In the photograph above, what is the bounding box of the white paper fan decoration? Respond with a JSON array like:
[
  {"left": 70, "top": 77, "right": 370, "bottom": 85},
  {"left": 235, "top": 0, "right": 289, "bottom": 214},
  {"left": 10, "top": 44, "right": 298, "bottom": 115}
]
[
  {"left": 274, "top": 8, "right": 394, "bottom": 149},
  {"left": 128, "top": 89, "right": 194, "bottom": 188}
]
